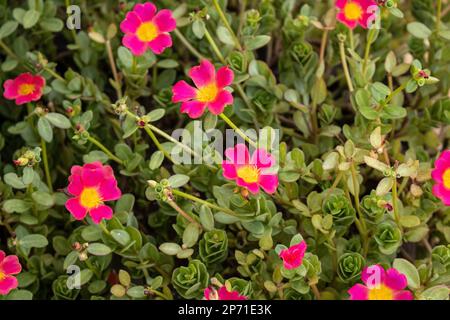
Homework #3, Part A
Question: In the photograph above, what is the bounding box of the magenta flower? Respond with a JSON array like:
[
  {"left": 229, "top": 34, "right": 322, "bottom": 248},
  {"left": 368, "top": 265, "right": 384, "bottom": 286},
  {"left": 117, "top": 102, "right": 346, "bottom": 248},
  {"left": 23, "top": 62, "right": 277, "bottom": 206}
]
[
  {"left": 222, "top": 144, "right": 279, "bottom": 195},
  {"left": 279, "top": 241, "right": 307, "bottom": 270},
  {"left": 172, "top": 60, "right": 234, "bottom": 119},
  {"left": 348, "top": 264, "right": 414, "bottom": 300},
  {"left": 204, "top": 286, "right": 247, "bottom": 300},
  {"left": 65, "top": 162, "right": 122, "bottom": 224},
  {"left": 432, "top": 150, "right": 450, "bottom": 206},
  {"left": 0, "top": 250, "right": 22, "bottom": 295},
  {"left": 120, "top": 2, "right": 176, "bottom": 56},
  {"left": 335, "top": 0, "right": 377, "bottom": 29},
  {"left": 3, "top": 73, "right": 45, "bottom": 105}
]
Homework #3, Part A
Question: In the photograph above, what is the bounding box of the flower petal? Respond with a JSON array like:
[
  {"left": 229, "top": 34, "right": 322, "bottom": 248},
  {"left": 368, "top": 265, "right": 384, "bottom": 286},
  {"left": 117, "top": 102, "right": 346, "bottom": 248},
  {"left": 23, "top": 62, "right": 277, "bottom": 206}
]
[
  {"left": 337, "top": 12, "right": 358, "bottom": 29},
  {"left": 172, "top": 80, "right": 197, "bottom": 102},
  {"left": 89, "top": 205, "right": 113, "bottom": 224},
  {"left": 152, "top": 9, "right": 176, "bottom": 32},
  {"left": 236, "top": 178, "right": 259, "bottom": 194},
  {"left": 0, "top": 251, "right": 5, "bottom": 263},
  {"left": 98, "top": 178, "right": 122, "bottom": 201},
  {"left": 3, "top": 79, "right": 18, "bottom": 99},
  {"left": 147, "top": 33, "right": 172, "bottom": 55},
  {"left": 222, "top": 161, "right": 237, "bottom": 180},
  {"left": 1, "top": 255, "right": 22, "bottom": 275},
  {"left": 393, "top": 290, "right": 414, "bottom": 300},
  {"left": 81, "top": 163, "right": 105, "bottom": 187},
  {"left": 65, "top": 197, "right": 88, "bottom": 220},
  {"left": 0, "top": 276, "right": 18, "bottom": 295},
  {"left": 216, "top": 66, "right": 234, "bottom": 88},
  {"left": 120, "top": 11, "right": 141, "bottom": 33},
  {"left": 207, "top": 90, "right": 233, "bottom": 115},
  {"left": 122, "top": 34, "right": 147, "bottom": 56},
  {"left": 225, "top": 144, "right": 250, "bottom": 165},
  {"left": 133, "top": 2, "right": 156, "bottom": 22},
  {"left": 180, "top": 100, "right": 207, "bottom": 119},
  {"left": 348, "top": 284, "right": 369, "bottom": 300},
  {"left": 251, "top": 148, "right": 275, "bottom": 168},
  {"left": 385, "top": 268, "right": 408, "bottom": 291},
  {"left": 189, "top": 60, "right": 215, "bottom": 88},
  {"left": 259, "top": 174, "right": 279, "bottom": 194},
  {"left": 432, "top": 184, "right": 450, "bottom": 206},
  {"left": 361, "top": 264, "right": 385, "bottom": 288}
]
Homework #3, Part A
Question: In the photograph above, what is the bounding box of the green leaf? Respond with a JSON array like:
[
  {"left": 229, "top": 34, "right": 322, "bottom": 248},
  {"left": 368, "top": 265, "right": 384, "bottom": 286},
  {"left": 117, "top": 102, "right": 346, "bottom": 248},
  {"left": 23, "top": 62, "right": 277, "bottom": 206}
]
[
  {"left": 149, "top": 151, "right": 164, "bottom": 170},
  {"left": 393, "top": 258, "right": 420, "bottom": 289},
  {"left": 22, "top": 167, "right": 34, "bottom": 185},
  {"left": 37, "top": 117, "right": 53, "bottom": 142},
  {"left": 39, "top": 18, "right": 64, "bottom": 32},
  {"left": 199, "top": 206, "right": 214, "bottom": 231},
  {"left": 32, "top": 191, "right": 55, "bottom": 207},
  {"left": 0, "top": 21, "right": 19, "bottom": 39},
  {"left": 159, "top": 242, "right": 181, "bottom": 255},
  {"left": 45, "top": 113, "right": 71, "bottom": 129},
  {"left": 3, "top": 199, "right": 31, "bottom": 213},
  {"left": 407, "top": 22, "right": 432, "bottom": 39},
  {"left": 22, "top": 10, "right": 41, "bottom": 29},
  {"left": 168, "top": 174, "right": 190, "bottom": 188},
  {"left": 19, "top": 234, "right": 49, "bottom": 248},
  {"left": 111, "top": 229, "right": 131, "bottom": 246},
  {"left": 4, "top": 173, "right": 26, "bottom": 189},
  {"left": 147, "top": 108, "right": 165, "bottom": 122},
  {"left": 182, "top": 223, "right": 200, "bottom": 248},
  {"left": 217, "top": 26, "right": 234, "bottom": 46},
  {"left": 245, "top": 35, "right": 271, "bottom": 50},
  {"left": 87, "top": 243, "right": 112, "bottom": 256}
]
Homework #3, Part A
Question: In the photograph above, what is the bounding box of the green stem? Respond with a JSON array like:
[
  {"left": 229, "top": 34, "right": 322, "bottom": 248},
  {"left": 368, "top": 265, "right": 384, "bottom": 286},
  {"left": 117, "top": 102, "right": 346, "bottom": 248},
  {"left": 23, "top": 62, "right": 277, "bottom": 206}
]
[
  {"left": 86, "top": 135, "right": 123, "bottom": 165},
  {"left": 348, "top": 29, "right": 355, "bottom": 50},
  {"left": 338, "top": 38, "right": 354, "bottom": 93},
  {"left": 436, "top": 0, "right": 442, "bottom": 33},
  {"left": 143, "top": 126, "right": 174, "bottom": 164},
  {"left": 219, "top": 113, "right": 258, "bottom": 148},
  {"left": 171, "top": 189, "right": 238, "bottom": 216},
  {"left": 173, "top": 28, "right": 205, "bottom": 60},
  {"left": 362, "top": 28, "right": 376, "bottom": 77},
  {"left": 40, "top": 138, "right": 53, "bottom": 193},
  {"left": 386, "top": 82, "right": 407, "bottom": 104},
  {"left": 44, "top": 67, "right": 65, "bottom": 82},
  {"left": 0, "top": 39, "right": 18, "bottom": 59},
  {"left": 212, "top": 0, "right": 242, "bottom": 50},
  {"left": 350, "top": 164, "right": 368, "bottom": 248},
  {"left": 204, "top": 28, "right": 226, "bottom": 64},
  {"left": 99, "top": 220, "right": 111, "bottom": 235},
  {"left": 392, "top": 176, "right": 402, "bottom": 230},
  {"left": 145, "top": 287, "right": 170, "bottom": 300},
  {"left": 105, "top": 40, "right": 122, "bottom": 99}
]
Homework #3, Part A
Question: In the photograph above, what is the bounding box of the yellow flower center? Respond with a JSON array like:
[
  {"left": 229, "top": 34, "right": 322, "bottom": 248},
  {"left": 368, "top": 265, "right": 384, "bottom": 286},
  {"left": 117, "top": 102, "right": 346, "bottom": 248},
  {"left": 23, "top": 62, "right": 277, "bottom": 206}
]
[
  {"left": 443, "top": 169, "right": 450, "bottom": 189},
  {"left": 18, "top": 83, "right": 35, "bottom": 95},
  {"left": 368, "top": 285, "right": 394, "bottom": 300},
  {"left": 136, "top": 22, "right": 158, "bottom": 42},
  {"left": 197, "top": 83, "right": 219, "bottom": 103},
  {"left": 79, "top": 187, "right": 103, "bottom": 209},
  {"left": 237, "top": 165, "right": 260, "bottom": 184},
  {"left": 0, "top": 271, "right": 5, "bottom": 281},
  {"left": 344, "top": 2, "right": 363, "bottom": 20}
]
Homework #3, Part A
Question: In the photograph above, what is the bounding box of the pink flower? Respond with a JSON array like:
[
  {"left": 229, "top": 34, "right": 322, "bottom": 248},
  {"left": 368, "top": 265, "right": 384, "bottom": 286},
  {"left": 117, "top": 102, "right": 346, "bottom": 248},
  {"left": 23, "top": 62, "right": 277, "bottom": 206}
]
[
  {"left": 172, "top": 60, "right": 234, "bottom": 119},
  {"left": 432, "top": 150, "right": 450, "bottom": 206},
  {"left": 3, "top": 73, "right": 45, "bottom": 105},
  {"left": 279, "top": 241, "right": 307, "bottom": 270},
  {"left": 222, "top": 144, "right": 278, "bottom": 195},
  {"left": 204, "top": 286, "right": 247, "bottom": 300},
  {"left": 65, "top": 162, "right": 122, "bottom": 224},
  {"left": 120, "top": 2, "right": 176, "bottom": 56},
  {"left": 0, "top": 250, "right": 22, "bottom": 295},
  {"left": 335, "top": 0, "right": 377, "bottom": 29},
  {"left": 348, "top": 264, "right": 414, "bottom": 300}
]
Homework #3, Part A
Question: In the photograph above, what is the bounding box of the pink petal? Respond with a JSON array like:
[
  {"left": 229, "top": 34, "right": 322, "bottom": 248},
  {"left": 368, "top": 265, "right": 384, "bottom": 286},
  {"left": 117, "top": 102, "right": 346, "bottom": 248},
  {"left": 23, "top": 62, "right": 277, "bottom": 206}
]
[
  {"left": 225, "top": 144, "right": 250, "bottom": 165},
  {"left": 335, "top": 0, "right": 347, "bottom": 9},
  {"left": 337, "top": 12, "right": 358, "bottom": 29},
  {"left": 89, "top": 205, "right": 113, "bottom": 224},
  {"left": 180, "top": 100, "right": 207, "bottom": 119},
  {"left": 222, "top": 161, "right": 237, "bottom": 180},
  {"left": 207, "top": 90, "right": 233, "bottom": 115},
  {"left": 68, "top": 174, "right": 83, "bottom": 196},
  {"left": 32, "top": 75, "right": 45, "bottom": 88},
  {"left": 15, "top": 95, "right": 34, "bottom": 105},
  {"left": 259, "top": 174, "right": 279, "bottom": 194},
  {"left": 0, "top": 276, "right": 18, "bottom": 295},
  {"left": 348, "top": 284, "right": 369, "bottom": 300},
  {"left": 189, "top": 60, "right": 216, "bottom": 88},
  {"left": 172, "top": 81, "right": 197, "bottom": 102},
  {"left": 432, "top": 184, "right": 450, "bottom": 206},
  {"left": 216, "top": 66, "right": 234, "bottom": 88},
  {"left": 152, "top": 9, "right": 176, "bottom": 33},
  {"left": 3, "top": 79, "right": 18, "bottom": 99},
  {"left": 147, "top": 33, "right": 172, "bottom": 55},
  {"left": 204, "top": 287, "right": 213, "bottom": 300},
  {"left": 1, "top": 256, "right": 22, "bottom": 275},
  {"left": 81, "top": 162, "right": 105, "bottom": 187},
  {"left": 431, "top": 165, "right": 445, "bottom": 183},
  {"left": 236, "top": 178, "right": 259, "bottom": 194},
  {"left": 122, "top": 34, "right": 147, "bottom": 56},
  {"left": 120, "top": 11, "right": 141, "bottom": 33},
  {"left": 251, "top": 148, "right": 275, "bottom": 168},
  {"left": 0, "top": 251, "right": 5, "bottom": 263},
  {"left": 65, "top": 198, "right": 88, "bottom": 220},
  {"left": 361, "top": 264, "right": 386, "bottom": 288},
  {"left": 98, "top": 178, "right": 122, "bottom": 201},
  {"left": 133, "top": 2, "right": 157, "bottom": 22},
  {"left": 385, "top": 268, "right": 408, "bottom": 290},
  {"left": 393, "top": 290, "right": 414, "bottom": 300}
]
